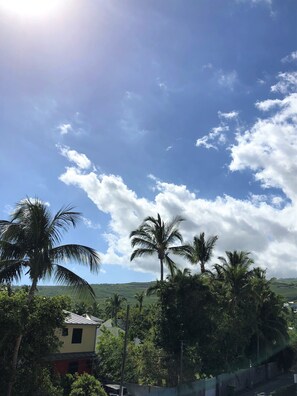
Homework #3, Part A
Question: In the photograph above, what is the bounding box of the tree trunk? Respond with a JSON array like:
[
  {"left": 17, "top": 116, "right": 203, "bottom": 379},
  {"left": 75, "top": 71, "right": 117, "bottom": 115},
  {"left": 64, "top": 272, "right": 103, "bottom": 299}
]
[
  {"left": 200, "top": 261, "right": 206, "bottom": 273},
  {"left": 160, "top": 259, "right": 164, "bottom": 281},
  {"left": 6, "top": 334, "right": 23, "bottom": 396},
  {"left": 6, "top": 278, "right": 37, "bottom": 396}
]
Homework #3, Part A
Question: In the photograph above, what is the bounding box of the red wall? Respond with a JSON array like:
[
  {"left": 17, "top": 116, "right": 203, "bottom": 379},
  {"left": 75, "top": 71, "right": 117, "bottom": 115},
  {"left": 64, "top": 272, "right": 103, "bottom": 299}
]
[{"left": 53, "top": 359, "right": 91, "bottom": 375}]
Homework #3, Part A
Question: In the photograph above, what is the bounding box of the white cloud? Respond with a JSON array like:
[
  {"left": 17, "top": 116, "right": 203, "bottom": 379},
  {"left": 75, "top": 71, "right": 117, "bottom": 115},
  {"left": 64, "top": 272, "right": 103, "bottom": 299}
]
[
  {"left": 58, "top": 145, "right": 92, "bottom": 170},
  {"left": 230, "top": 71, "right": 297, "bottom": 202},
  {"left": 271, "top": 71, "right": 297, "bottom": 94},
  {"left": 196, "top": 125, "right": 229, "bottom": 150},
  {"left": 281, "top": 51, "right": 297, "bottom": 63},
  {"left": 255, "top": 98, "right": 283, "bottom": 111},
  {"left": 218, "top": 110, "right": 239, "bottom": 120},
  {"left": 58, "top": 123, "right": 72, "bottom": 135},
  {"left": 59, "top": 159, "right": 297, "bottom": 278},
  {"left": 58, "top": 68, "right": 297, "bottom": 279},
  {"left": 166, "top": 145, "right": 173, "bottom": 151},
  {"left": 196, "top": 136, "right": 217, "bottom": 150},
  {"left": 82, "top": 217, "right": 101, "bottom": 230}
]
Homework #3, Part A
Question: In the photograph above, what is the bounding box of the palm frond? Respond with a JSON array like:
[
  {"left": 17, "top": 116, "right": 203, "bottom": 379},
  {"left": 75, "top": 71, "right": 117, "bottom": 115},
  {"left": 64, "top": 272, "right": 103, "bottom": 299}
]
[
  {"left": 50, "top": 244, "right": 100, "bottom": 273},
  {"left": 164, "top": 254, "right": 177, "bottom": 276},
  {"left": 130, "top": 248, "right": 155, "bottom": 261},
  {"left": 0, "top": 260, "right": 24, "bottom": 283},
  {"left": 53, "top": 264, "right": 96, "bottom": 299},
  {"left": 48, "top": 206, "right": 81, "bottom": 245}
]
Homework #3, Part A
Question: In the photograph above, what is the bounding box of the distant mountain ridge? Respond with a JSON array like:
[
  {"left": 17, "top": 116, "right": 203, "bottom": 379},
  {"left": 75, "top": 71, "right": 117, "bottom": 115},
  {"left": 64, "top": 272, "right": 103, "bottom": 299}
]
[
  {"left": 36, "top": 282, "right": 156, "bottom": 304},
  {"left": 34, "top": 278, "right": 297, "bottom": 303}
]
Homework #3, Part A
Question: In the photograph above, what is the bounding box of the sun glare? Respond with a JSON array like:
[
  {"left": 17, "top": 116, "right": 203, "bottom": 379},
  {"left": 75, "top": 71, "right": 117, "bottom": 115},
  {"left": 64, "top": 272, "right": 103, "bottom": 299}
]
[{"left": 0, "top": 0, "right": 62, "bottom": 18}]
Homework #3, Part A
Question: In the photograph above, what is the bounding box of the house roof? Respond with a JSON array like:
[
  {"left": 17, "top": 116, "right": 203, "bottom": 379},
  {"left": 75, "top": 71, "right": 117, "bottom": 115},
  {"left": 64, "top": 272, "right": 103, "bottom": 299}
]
[
  {"left": 64, "top": 311, "right": 98, "bottom": 325},
  {"left": 83, "top": 313, "right": 104, "bottom": 324},
  {"left": 98, "top": 319, "right": 125, "bottom": 337}
]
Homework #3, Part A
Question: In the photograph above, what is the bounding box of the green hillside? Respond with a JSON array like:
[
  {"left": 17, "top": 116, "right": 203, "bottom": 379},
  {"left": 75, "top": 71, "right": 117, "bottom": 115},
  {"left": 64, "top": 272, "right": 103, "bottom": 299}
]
[
  {"left": 270, "top": 278, "right": 297, "bottom": 301},
  {"left": 32, "top": 278, "right": 297, "bottom": 305},
  {"left": 36, "top": 282, "right": 157, "bottom": 305}
]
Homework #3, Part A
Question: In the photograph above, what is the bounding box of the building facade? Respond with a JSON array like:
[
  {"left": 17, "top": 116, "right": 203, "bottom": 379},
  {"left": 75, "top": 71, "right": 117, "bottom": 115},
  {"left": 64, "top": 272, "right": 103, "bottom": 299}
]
[{"left": 47, "top": 311, "right": 98, "bottom": 375}]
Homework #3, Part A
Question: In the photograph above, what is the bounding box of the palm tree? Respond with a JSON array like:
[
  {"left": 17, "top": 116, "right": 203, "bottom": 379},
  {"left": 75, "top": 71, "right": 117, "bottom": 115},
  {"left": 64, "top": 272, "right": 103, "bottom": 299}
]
[
  {"left": 0, "top": 198, "right": 100, "bottom": 396},
  {"left": 134, "top": 291, "right": 145, "bottom": 313},
  {"left": 130, "top": 213, "right": 188, "bottom": 281},
  {"left": 105, "top": 293, "right": 126, "bottom": 326},
  {"left": 184, "top": 232, "right": 218, "bottom": 273},
  {"left": 214, "top": 251, "right": 254, "bottom": 306}
]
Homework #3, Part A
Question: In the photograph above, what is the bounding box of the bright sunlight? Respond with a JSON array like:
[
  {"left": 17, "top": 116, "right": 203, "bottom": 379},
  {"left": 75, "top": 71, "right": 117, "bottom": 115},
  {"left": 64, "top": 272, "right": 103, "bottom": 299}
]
[{"left": 0, "top": 0, "right": 63, "bottom": 18}]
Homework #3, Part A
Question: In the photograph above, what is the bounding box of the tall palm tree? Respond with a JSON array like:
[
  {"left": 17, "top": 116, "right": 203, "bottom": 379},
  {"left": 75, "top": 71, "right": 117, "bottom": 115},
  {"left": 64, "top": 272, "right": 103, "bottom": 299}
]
[
  {"left": 214, "top": 251, "right": 254, "bottom": 309},
  {"left": 0, "top": 198, "right": 100, "bottom": 396},
  {"left": 184, "top": 232, "right": 218, "bottom": 273},
  {"left": 130, "top": 213, "right": 188, "bottom": 281},
  {"left": 134, "top": 291, "right": 145, "bottom": 313},
  {"left": 105, "top": 293, "right": 126, "bottom": 326}
]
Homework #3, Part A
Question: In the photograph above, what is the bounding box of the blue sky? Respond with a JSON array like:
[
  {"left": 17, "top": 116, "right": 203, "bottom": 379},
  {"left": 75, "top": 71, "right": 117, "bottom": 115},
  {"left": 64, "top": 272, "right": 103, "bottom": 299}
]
[{"left": 1, "top": 0, "right": 297, "bottom": 284}]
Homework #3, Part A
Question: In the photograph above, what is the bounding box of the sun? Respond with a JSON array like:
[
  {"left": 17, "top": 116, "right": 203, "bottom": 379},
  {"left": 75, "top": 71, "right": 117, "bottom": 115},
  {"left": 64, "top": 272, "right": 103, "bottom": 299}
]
[{"left": 0, "top": 0, "right": 62, "bottom": 18}]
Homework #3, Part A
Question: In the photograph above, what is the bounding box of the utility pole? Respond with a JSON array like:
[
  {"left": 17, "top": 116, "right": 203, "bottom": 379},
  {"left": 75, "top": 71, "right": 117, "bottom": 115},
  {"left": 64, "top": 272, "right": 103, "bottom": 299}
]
[{"left": 120, "top": 305, "right": 130, "bottom": 396}]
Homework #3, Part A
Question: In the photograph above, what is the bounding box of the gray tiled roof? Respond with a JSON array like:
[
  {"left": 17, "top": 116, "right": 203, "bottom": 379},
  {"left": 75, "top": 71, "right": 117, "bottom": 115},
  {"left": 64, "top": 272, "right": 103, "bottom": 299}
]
[{"left": 64, "top": 311, "right": 98, "bottom": 325}]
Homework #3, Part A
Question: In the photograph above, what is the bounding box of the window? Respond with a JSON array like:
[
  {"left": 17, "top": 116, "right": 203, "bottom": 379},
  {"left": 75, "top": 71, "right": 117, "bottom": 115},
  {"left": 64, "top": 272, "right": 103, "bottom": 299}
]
[
  {"left": 62, "top": 328, "right": 68, "bottom": 336},
  {"left": 72, "top": 328, "right": 83, "bottom": 344},
  {"left": 68, "top": 361, "right": 79, "bottom": 374}
]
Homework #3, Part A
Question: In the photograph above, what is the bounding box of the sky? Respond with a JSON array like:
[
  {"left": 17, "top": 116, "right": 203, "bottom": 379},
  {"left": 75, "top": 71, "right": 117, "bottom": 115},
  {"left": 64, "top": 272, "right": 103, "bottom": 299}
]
[{"left": 0, "top": 0, "right": 297, "bottom": 284}]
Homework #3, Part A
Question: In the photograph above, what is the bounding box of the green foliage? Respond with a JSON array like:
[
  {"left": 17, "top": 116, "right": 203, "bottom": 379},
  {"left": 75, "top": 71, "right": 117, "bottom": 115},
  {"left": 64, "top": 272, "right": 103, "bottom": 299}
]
[
  {"left": 69, "top": 373, "right": 107, "bottom": 396},
  {"left": 135, "top": 340, "right": 167, "bottom": 386},
  {"left": 126, "top": 304, "right": 158, "bottom": 342},
  {"left": 156, "top": 272, "right": 217, "bottom": 384},
  {"left": 0, "top": 290, "right": 69, "bottom": 395},
  {"left": 0, "top": 197, "right": 100, "bottom": 299},
  {"left": 96, "top": 328, "right": 140, "bottom": 383},
  {"left": 105, "top": 293, "right": 126, "bottom": 326}
]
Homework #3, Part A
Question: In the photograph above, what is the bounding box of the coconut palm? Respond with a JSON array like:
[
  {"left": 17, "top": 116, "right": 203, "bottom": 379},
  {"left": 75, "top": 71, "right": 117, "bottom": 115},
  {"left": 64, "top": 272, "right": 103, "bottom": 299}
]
[
  {"left": 0, "top": 197, "right": 100, "bottom": 396},
  {"left": 105, "top": 293, "right": 126, "bottom": 326},
  {"left": 214, "top": 250, "right": 254, "bottom": 309},
  {"left": 130, "top": 213, "right": 188, "bottom": 281},
  {"left": 134, "top": 291, "right": 145, "bottom": 313},
  {"left": 184, "top": 232, "right": 218, "bottom": 273}
]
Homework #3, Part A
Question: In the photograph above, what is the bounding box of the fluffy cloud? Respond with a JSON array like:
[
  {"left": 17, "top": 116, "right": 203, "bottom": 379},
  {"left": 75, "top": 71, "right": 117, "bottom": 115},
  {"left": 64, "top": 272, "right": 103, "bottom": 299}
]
[
  {"left": 230, "top": 94, "right": 297, "bottom": 201},
  {"left": 58, "top": 123, "right": 72, "bottom": 135},
  {"left": 196, "top": 109, "right": 240, "bottom": 150},
  {"left": 196, "top": 126, "right": 229, "bottom": 150},
  {"left": 58, "top": 145, "right": 92, "bottom": 170},
  {"left": 58, "top": 68, "right": 297, "bottom": 279},
  {"left": 271, "top": 71, "right": 297, "bottom": 94}
]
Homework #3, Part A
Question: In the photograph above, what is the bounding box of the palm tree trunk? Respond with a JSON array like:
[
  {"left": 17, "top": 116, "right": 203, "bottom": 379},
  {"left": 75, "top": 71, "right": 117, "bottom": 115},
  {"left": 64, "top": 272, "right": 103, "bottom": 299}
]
[
  {"left": 200, "top": 261, "right": 206, "bottom": 273},
  {"left": 160, "top": 258, "right": 164, "bottom": 281},
  {"left": 6, "top": 279, "right": 37, "bottom": 396}
]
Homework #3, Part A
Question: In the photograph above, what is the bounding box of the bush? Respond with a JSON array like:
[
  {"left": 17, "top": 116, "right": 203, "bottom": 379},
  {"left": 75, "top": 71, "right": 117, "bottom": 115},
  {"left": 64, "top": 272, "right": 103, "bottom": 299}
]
[{"left": 69, "top": 373, "right": 107, "bottom": 396}]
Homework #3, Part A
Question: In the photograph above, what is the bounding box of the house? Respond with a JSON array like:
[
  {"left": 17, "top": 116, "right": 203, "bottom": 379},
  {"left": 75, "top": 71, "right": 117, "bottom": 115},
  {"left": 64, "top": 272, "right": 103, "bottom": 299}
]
[
  {"left": 47, "top": 311, "right": 98, "bottom": 375},
  {"left": 98, "top": 319, "right": 125, "bottom": 338}
]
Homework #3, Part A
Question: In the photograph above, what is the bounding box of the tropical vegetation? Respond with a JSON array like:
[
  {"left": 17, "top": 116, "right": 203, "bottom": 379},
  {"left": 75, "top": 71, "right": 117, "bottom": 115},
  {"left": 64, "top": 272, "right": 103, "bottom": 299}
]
[
  {"left": 0, "top": 198, "right": 100, "bottom": 396},
  {"left": 0, "top": 203, "right": 296, "bottom": 392}
]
